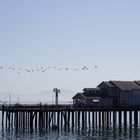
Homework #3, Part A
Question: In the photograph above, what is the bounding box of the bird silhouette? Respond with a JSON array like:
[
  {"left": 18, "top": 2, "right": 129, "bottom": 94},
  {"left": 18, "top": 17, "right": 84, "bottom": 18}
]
[
  {"left": 0, "top": 65, "right": 99, "bottom": 74},
  {"left": 82, "top": 66, "right": 87, "bottom": 70}
]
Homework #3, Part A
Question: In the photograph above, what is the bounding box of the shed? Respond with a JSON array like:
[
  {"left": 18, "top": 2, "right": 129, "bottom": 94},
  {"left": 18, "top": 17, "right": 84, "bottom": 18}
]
[{"left": 72, "top": 88, "right": 113, "bottom": 107}]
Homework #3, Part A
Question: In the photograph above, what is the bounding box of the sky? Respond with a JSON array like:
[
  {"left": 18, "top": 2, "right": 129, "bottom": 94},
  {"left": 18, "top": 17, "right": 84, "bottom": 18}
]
[{"left": 0, "top": 0, "right": 140, "bottom": 103}]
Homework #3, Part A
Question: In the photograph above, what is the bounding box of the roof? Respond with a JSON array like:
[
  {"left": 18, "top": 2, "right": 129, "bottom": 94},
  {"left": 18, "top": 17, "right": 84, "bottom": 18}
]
[
  {"left": 97, "top": 81, "right": 115, "bottom": 88},
  {"left": 72, "top": 93, "right": 85, "bottom": 99},
  {"left": 83, "top": 88, "right": 101, "bottom": 92},
  {"left": 72, "top": 89, "right": 108, "bottom": 99},
  {"left": 103, "top": 81, "right": 115, "bottom": 87},
  {"left": 82, "top": 92, "right": 107, "bottom": 98},
  {"left": 134, "top": 81, "right": 140, "bottom": 86},
  {"left": 110, "top": 81, "right": 140, "bottom": 91},
  {"left": 82, "top": 88, "right": 108, "bottom": 97}
]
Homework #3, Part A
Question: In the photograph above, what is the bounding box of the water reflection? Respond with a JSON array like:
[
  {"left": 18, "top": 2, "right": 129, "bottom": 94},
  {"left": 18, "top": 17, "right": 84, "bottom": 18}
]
[
  {"left": 1, "top": 123, "right": 140, "bottom": 140},
  {"left": 1, "top": 110, "right": 140, "bottom": 140}
]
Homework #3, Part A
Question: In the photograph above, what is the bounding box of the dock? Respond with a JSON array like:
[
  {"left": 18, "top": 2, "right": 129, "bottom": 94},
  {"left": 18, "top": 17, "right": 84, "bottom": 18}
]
[{"left": 1, "top": 104, "right": 140, "bottom": 131}]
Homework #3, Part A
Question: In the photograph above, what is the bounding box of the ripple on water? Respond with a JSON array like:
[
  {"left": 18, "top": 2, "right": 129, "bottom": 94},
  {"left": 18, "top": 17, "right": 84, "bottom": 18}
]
[{"left": 0, "top": 123, "right": 140, "bottom": 139}]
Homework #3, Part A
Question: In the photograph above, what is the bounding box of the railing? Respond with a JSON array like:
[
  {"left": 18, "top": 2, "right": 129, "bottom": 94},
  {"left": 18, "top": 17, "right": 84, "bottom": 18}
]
[{"left": 1, "top": 103, "right": 140, "bottom": 111}]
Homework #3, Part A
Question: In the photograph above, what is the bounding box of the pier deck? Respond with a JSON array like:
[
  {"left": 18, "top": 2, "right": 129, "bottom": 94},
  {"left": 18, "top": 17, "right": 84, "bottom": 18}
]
[{"left": 1, "top": 104, "right": 140, "bottom": 130}]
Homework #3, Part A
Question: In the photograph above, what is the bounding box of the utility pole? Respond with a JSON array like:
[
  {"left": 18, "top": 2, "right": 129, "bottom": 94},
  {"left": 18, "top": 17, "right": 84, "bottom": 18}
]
[{"left": 53, "top": 88, "right": 60, "bottom": 105}]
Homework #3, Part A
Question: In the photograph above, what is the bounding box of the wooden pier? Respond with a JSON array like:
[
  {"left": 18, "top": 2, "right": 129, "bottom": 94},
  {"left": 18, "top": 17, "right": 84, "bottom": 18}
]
[{"left": 1, "top": 104, "right": 140, "bottom": 131}]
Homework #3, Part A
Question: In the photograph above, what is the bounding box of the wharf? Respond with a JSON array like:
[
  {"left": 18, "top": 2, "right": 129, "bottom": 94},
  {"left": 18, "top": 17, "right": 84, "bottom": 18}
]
[{"left": 1, "top": 104, "right": 140, "bottom": 130}]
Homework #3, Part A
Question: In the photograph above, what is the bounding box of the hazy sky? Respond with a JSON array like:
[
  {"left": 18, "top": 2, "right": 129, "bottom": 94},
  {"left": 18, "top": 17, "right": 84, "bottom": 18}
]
[{"left": 0, "top": 0, "right": 140, "bottom": 100}]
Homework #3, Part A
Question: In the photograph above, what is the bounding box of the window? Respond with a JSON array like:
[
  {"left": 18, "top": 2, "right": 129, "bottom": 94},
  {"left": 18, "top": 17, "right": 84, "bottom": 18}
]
[{"left": 93, "top": 98, "right": 99, "bottom": 103}]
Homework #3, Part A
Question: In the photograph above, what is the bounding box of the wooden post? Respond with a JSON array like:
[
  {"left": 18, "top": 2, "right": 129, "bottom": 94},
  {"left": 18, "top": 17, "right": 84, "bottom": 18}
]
[
  {"left": 1, "top": 105, "right": 5, "bottom": 129},
  {"left": 11, "top": 112, "right": 13, "bottom": 130},
  {"left": 2, "top": 110, "right": 4, "bottom": 129},
  {"left": 68, "top": 111, "right": 70, "bottom": 129},
  {"left": 134, "top": 111, "right": 138, "bottom": 126},
  {"left": 57, "top": 111, "right": 60, "bottom": 129},
  {"left": 129, "top": 111, "right": 132, "bottom": 125},
  {"left": 95, "top": 111, "right": 97, "bottom": 128},
  {"left": 110, "top": 111, "right": 112, "bottom": 125},
  {"left": 30, "top": 112, "right": 33, "bottom": 130},
  {"left": 119, "top": 111, "right": 122, "bottom": 125},
  {"left": 98, "top": 111, "right": 101, "bottom": 131},
  {"left": 6, "top": 111, "right": 8, "bottom": 129},
  {"left": 51, "top": 112, "right": 54, "bottom": 128},
  {"left": 61, "top": 111, "right": 63, "bottom": 129},
  {"left": 102, "top": 111, "right": 104, "bottom": 126},
  {"left": 35, "top": 111, "right": 37, "bottom": 130},
  {"left": 27, "top": 112, "right": 30, "bottom": 129},
  {"left": 8, "top": 111, "right": 11, "bottom": 129},
  {"left": 72, "top": 111, "right": 74, "bottom": 129},
  {"left": 107, "top": 111, "right": 109, "bottom": 126},
  {"left": 48, "top": 111, "right": 51, "bottom": 129},
  {"left": 25, "top": 111, "right": 28, "bottom": 130},
  {"left": 82, "top": 111, "right": 85, "bottom": 129},
  {"left": 78, "top": 111, "right": 80, "bottom": 128},
  {"left": 124, "top": 111, "right": 127, "bottom": 126},
  {"left": 64, "top": 111, "right": 67, "bottom": 130},
  {"left": 22, "top": 112, "right": 25, "bottom": 130},
  {"left": 39, "top": 111, "right": 41, "bottom": 129},
  {"left": 85, "top": 111, "right": 87, "bottom": 129},
  {"left": 88, "top": 111, "right": 91, "bottom": 128},
  {"left": 113, "top": 111, "right": 116, "bottom": 125},
  {"left": 92, "top": 111, "right": 94, "bottom": 129},
  {"left": 46, "top": 111, "right": 48, "bottom": 130},
  {"left": 15, "top": 112, "right": 18, "bottom": 130}
]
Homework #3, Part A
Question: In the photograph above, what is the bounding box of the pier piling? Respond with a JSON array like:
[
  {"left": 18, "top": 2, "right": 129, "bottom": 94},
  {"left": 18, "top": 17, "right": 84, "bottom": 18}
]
[{"left": 1, "top": 105, "right": 140, "bottom": 131}]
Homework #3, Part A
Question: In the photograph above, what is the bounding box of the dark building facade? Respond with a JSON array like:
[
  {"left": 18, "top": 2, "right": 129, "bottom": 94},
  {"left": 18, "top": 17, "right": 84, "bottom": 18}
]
[{"left": 72, "top": 81, "right": 140, "bottom": 107}]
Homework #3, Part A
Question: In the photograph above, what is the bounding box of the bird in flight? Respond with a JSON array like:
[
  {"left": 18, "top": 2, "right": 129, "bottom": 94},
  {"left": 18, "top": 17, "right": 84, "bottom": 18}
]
[{"left": 0, "top": 65, "right": 99, "bottom": 74}]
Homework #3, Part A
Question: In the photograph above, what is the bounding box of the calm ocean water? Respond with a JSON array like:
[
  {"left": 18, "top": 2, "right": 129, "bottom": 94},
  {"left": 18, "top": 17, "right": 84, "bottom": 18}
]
[
  {"left": 0, "top": 124, "right": 140, "bottom": 140},
  {"left": 1, "top": 119, "right": 140, "bottom": 139}
]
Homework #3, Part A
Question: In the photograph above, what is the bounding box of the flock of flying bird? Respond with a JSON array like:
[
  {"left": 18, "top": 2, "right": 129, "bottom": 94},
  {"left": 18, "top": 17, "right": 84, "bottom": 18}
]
[{"left": 0, "top": 66, "right": 98, "bottom": 74}]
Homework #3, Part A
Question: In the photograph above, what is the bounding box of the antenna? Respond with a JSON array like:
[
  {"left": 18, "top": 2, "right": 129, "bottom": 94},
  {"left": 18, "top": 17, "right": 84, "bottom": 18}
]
[
  {"left": 17, "top": 94, "right": 20, "bottom": 104},
  {"left": 9, "top": 93, "right": 11, "bottom": 106}
]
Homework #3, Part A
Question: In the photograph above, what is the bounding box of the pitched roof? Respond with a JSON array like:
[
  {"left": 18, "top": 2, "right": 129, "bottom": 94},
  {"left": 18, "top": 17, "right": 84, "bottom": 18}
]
[
  {"left": 97, "top": 81, "right": 115, "bottom": 88},
  {"left": 82, "top": 92, "right": 107, "bottom": 98},
  {"left": 82, "top": 88, "right": 107, "bottom": 97},
  {"left": 134, "top": 81, "right": 140, "bottom": 86},
  {"left": 103, "top": 81, "right": 115, "bottom": 87},
  {"left": 110, "top": 81, "right": 140, "bottom": 91},
  {"left": 72, "top": 88, "right": 108, "bottom": 99},
  {"left": 83, "top": 88, "right": 101, "bottom": 92},
  {"left": 72, "top": 93, "right": 84, "bottom": 99}
]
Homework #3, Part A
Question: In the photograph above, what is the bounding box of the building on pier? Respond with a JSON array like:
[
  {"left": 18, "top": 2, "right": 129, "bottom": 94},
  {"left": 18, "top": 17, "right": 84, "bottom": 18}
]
[
  {"left": 73, "top": 80, "right": 140, "bottom": 107},
  {"left": 72, "top": 88, "right": 113, "bottom": 107}
]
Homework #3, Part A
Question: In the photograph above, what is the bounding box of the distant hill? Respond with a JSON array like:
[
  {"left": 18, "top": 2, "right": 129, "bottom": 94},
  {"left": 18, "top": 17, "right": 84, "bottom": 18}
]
[{"left": 0, "top": 89, "right": 77, "bottom": 104}]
